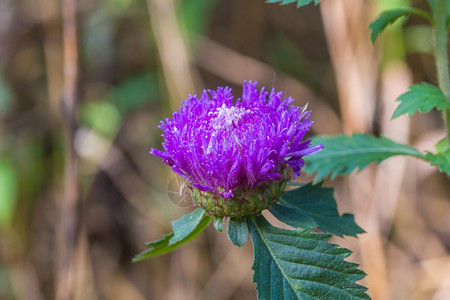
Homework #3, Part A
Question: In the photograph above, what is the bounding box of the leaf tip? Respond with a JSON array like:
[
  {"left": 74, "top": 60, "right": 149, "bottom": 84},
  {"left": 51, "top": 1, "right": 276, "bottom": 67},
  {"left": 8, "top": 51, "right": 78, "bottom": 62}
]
[
  {"left": 227, "top": 217, "right": 249, "bottom": 247},
  {"left": 214, "top": 217, "right": 223, "bottom": 232},
  {"left": 132, "top": 250, "right": 151, "bottom": 263},
  {"left": 131, "top": 256, "right": 142, "bottom": 263},
  {"left": 368, "top": 27, "right": 378, "bottom": 44}
]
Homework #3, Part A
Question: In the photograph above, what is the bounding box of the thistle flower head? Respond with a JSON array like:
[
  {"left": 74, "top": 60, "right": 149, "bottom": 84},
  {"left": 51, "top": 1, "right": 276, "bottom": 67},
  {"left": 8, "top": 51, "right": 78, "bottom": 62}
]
[{"left": 151, "top": 81, "right": 323, "bottom": 217}]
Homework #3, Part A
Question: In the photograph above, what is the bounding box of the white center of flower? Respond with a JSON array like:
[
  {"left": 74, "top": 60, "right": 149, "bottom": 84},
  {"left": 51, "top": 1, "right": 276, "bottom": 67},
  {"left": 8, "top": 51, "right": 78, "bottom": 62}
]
[{"left": 210, "top": 104, "right": 251, "bottom": 130}]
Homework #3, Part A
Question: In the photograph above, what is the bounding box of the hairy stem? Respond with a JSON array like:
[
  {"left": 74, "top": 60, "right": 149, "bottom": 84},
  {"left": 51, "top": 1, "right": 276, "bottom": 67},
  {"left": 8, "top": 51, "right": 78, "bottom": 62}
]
[{"left": 433, "top": 0, "right": 450, "bottom": 142}]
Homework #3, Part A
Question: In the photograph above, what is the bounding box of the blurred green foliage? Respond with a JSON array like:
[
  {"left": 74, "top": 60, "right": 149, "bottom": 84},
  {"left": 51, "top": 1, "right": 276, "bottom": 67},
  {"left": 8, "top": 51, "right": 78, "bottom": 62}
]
[
  {"left": 0, "top": 159, "right": 16, "bottom": 230},
  {"left": 0, "top": 73, "right": 14, "bottom": 117},
  {"left": 180, "top": 0, "right": 218, "bottom": 39},
  {"left": 107, "top": 72, "right": 160, "bottom": 115}
]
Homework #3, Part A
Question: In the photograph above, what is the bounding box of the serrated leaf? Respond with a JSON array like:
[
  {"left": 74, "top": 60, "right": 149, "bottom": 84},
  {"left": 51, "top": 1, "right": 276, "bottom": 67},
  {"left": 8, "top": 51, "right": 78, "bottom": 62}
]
[
  {"left": 133, "top": 208, "right": 212, "bottom": 262},
  {"left": 392, "top": 83, "right": 450, "bottom": 119},
  {"left": 265, "top": 0, "right": 321, "bottom": 8},
  {"left": 303, "top": 133, "right": 425, "bottom": 182},
  {"left": 248, "top": 215, "right": 369, "bottom": 300},
  {"left": 270, "top": 182, "right": 364, "bottom": 237},
  {"left": 424, "top": 138, "right": 450, "bottom": 174},
  {"left": 426, "top": 152, "right": 450, "bottom": 174},
  {"left": 369, "top": 8, "right": 431, "bottom": 43},
  {"left": 227, "top": 217, "right": 249, "bottom": 247}
]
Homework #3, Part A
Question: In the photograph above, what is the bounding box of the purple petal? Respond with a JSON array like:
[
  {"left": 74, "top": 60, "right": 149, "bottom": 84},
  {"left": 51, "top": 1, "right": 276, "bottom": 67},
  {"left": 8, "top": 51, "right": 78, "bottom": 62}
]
[
  {"left": 150, "top": 148, "right": 170, "bottom": 159},
  {"left": 192, "top": 183, "right": 214, "bottom": 192},
  {"left": 219, "top": 189, "right": 234, "bottom": 198},
  {"left": 287, "top": 158, "right": 305, "bottom": 179},
  {"left": 287, "top": 144, "right": 323, "bottom": 158}
]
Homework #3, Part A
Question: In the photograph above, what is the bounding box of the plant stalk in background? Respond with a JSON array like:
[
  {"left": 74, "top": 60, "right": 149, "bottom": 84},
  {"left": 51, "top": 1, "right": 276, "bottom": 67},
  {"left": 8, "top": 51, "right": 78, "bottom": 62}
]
[{"left": 433, "top": 0, "right": 450, "bottom": 142}]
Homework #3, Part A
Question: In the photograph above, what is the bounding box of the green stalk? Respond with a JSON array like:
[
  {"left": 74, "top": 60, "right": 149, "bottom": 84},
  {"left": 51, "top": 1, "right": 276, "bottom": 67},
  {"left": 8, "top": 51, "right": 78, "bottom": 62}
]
[
  {"left": 445, "top": 108, "right": 450, "bottom": 143},
  {"left": 433, "top": 0, "right": 450, "bottom": 142}
]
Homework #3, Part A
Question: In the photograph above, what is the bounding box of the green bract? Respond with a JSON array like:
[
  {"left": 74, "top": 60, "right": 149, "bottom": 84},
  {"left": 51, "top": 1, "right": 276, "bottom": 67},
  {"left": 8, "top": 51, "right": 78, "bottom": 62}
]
[{"left": 191, "top": 168, "right": 289, "bottom": 218}]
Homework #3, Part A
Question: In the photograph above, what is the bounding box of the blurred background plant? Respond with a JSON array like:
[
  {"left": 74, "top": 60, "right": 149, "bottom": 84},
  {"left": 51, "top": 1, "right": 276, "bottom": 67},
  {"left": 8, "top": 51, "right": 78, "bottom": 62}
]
[{"left": 0, "top": 0, "right": 448, "bottom": 299}]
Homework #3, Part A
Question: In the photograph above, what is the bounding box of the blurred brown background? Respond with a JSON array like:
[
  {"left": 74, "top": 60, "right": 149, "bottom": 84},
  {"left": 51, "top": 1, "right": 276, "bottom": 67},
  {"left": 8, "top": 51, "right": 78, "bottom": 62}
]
[{"left": 0, "top": 0, "right": 449, "bottom": 299}]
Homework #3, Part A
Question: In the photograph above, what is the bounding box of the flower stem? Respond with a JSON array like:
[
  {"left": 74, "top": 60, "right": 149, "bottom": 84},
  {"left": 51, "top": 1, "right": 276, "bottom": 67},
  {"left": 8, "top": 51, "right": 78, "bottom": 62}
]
[{"left": 433, "top": 0, "right": 450, "bottom": 142}]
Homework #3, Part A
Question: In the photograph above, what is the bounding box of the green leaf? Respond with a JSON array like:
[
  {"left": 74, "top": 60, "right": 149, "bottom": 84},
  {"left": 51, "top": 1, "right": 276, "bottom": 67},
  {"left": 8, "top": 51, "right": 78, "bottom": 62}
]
[
  {"left": 270, "top": 182, "right": 364, "bottom": 237},
  {"left": 369, "top": 8, "right": 431, "bottom": 44},
  {"left": 227, "top": 217, "right": 249, "bottom": 247},
  {"left": 392, "top": 83, "right": 450, "bottom": 119},
  {"left": 214, "top": 217, "right": 223, "bottom": 232},
  {"left": 265, "top": 0, "right": 321, "bottom": 8},
  {"left": 133, "top": 208, "right": 212, "bottom": 262},
  {"left": 248, "top": 215, "right": 369, "bottom": 300},
  {"left": 303, "top": 133, "right": 425, "bottom": 182},
  {"left": 424, "top": 138, "right": 450, "bottom": 174}
]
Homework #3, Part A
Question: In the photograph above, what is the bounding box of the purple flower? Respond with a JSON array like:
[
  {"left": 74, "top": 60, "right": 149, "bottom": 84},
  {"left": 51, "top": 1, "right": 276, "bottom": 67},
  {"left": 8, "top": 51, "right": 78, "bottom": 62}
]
[{"left": 151, "top": 81, "right": 323, "bottom": 205}]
